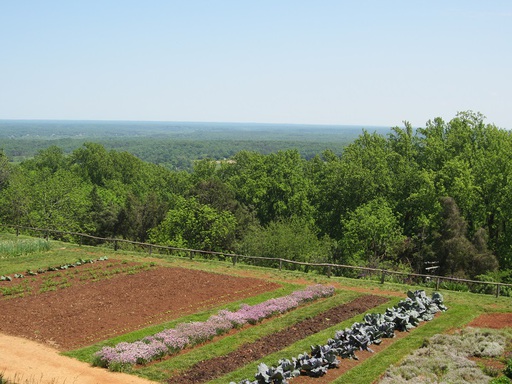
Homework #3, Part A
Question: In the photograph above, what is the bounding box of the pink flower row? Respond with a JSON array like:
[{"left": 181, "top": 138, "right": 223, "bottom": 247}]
[{"left": 94, "top": 284, "right": 335, "bottom": 369}]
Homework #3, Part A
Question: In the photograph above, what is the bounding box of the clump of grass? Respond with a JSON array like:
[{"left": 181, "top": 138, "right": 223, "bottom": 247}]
[
  {"left": 0, "top": 239, "right": 51, "bottom": 258},
  {"left": 0, "top": 371, "right": 68, "bottom": 384},
  {"left": 379, "top": 328, "right": 507, "bottom": 384},
  {"left": 491, "top": 377, "right": 512, "bottom": 384}
]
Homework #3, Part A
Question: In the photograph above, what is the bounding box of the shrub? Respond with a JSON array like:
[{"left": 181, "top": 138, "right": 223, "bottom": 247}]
[
  {"left": 379, "top": 328, "right": 508, "bottom": 384},
  {"left": 504, "top": 358, "right": 512, "bottom": 379}
]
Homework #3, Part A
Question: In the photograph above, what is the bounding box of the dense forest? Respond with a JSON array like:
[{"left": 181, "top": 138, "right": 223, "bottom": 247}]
[
  {"left": 1, "top": 111, "right": 511, "bottom": 283},
  {"left": 0, "top": 120, "right": 376, "bottom": 170}
]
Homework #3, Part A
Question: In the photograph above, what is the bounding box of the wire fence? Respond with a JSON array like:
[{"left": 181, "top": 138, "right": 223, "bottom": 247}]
[{"left": 4, "top": 224, "right": 512, "bottom": 298}]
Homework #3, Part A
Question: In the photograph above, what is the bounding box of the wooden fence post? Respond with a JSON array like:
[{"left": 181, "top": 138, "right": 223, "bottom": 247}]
[
  {"left": 149, "top": 245, "right": 152, "bottom": 255},
  {"left": 189, "top": 251, "right": 193, "bottom": 260},
  {"left": 496, "top": 283, "right": 501, "bottom": 298},
  {"left": 436, "top": 277, "right": 440, "bottom": 291},
  {"left": 232, "top": 255, "right": 237, "bottom": 266},
  {"left": 114, "top": 240, "right": 118, "bottom": 251},
  {"left": 327, "top": 265, "right": 331, "bottom": 278},
  {"left": 380, "top": 270, "right": 386, "bottom": 284},
  {"left": 279, "top": 259, "right": 282, "bottom": 271}
]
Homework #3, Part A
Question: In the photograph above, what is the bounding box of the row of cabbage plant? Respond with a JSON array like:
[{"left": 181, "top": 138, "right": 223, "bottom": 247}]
[
  {"left": 93, "top": 284, "right": 335, "bottom": 371},
  {"left": 233, "top": 290, "right": 447, "bottom": 384}
]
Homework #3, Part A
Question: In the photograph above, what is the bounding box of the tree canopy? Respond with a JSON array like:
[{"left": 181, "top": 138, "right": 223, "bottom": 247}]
[{"left": 1, "top": 111, "right": 510, "bottom": 280}]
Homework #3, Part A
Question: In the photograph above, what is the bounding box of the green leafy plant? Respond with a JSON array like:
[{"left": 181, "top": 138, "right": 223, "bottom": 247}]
[
  {"left": 504, "top": 358, "right": 512, "bottom": 379},
  {"left": 491, "top": 377, "right": 511, "bottom": 384}
]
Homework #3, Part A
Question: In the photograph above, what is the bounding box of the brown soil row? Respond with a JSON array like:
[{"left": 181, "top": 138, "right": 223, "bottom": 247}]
[
  {"left": 0, "top": 265, "right": 280, "bottom": 350},
  {"left": 468, "top": 312, "right": 512, "bottom": 329},
  {"left": 0, "top": 259, "right": 143, "bottom": 298},
  {"left": 167, "top": 294, "right": 389, "bottom": 384}
]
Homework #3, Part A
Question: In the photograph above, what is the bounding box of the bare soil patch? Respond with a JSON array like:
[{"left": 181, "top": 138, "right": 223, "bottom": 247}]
[
  {"left": 167, "top": 294, "right": 389, "bottom": 384},
  {"left": 468, "top": 313, "right": 512, "bottom": 329},
  {"left": 0, "top": 264, "right": 279, "bottom": 350}
]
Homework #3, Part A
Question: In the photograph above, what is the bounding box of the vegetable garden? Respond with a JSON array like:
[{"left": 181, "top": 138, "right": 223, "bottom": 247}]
[{"left": 1, "top": 236, "right": 512, "bottom": 384}]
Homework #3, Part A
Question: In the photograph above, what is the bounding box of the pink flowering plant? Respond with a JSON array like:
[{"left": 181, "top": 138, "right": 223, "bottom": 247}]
[{"left": 93, "top": 284, "right": 334, "bottom": 371}]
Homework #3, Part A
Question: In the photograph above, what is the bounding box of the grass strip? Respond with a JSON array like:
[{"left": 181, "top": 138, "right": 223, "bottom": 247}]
[
  {"left": 64, "top": 282, "right": 302, "bottom": 362},
  {"left": 133, "top": 291, "right": 366, "bottom": 382}
]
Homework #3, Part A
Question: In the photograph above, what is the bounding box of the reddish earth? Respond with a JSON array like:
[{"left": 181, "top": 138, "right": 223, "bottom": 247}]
[
  {"left": 468, "top": 312, "right": 512, "bottom": 329},
  {"left": 0, "top": 263, "right": 280, "bottom": 350},
  {"left": 167, "top": 294, "right": 389, "bottom": 384}
]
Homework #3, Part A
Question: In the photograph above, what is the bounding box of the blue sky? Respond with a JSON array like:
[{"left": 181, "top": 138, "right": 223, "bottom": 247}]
[{"left": 1, "top": 1, "right": 511, "bottom": 128}]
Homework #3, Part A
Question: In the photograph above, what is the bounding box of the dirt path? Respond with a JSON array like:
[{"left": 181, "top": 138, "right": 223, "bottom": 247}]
[{"left": 0, "top": 333, "right": 157, "bottom": 384}]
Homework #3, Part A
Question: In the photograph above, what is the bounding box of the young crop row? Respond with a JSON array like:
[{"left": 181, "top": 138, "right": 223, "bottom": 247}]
[
  {"left": 93, "top": 285, "right": 335, "bottom": 371},
  {"left": 0, "top": 256, "right": 109, "bottom": 281},
  {"left": 233, "top": 290, "right": 447, "bottom": 384}
]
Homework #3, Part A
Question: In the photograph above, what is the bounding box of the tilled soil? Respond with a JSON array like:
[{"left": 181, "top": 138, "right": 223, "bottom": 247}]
[
  {"left": 167, "top": 294, "right": 389, "bottom": 384},
  {"left": 0, "top": 264, "right": 280, "bottom": 349},
  {"left": 468, "top": 312, "right": 512, "bottom": 329}
]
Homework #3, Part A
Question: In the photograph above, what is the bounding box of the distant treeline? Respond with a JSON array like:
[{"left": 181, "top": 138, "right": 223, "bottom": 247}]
[
  {"left": 0, "top": 120, "right": 381, "bottom": 170},
  {"left": 1, "top": 111, "right": 511, "bottom": 284},
  {"left": 2, "top": 137, "right": 352, "bottom": 170}
]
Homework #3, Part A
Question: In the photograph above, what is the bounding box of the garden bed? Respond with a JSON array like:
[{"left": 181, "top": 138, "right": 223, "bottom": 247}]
[
  {"left": 0, "top": 265, "right": 280, "bottom": 349},
  {"left": 468, "top": 313, "right": 512, "bottom": 329},
  {"left": 167, "top": 294, "right": 388, "bottom": 384}
]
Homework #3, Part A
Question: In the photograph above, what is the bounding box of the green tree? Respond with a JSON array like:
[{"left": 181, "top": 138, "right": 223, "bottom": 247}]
[
  {"left": 87, "top": 186, "right": 121, "bottom": 239},
  {"left": 0, "top": 150, "right": 11, "bottom": 191},
  {"left": 340, "top": 198, "right": 406, "bottom": 267},
  {"left": 70, "top": 142, "right": 115, "bottom": 186},
  {"left": 116, "top": 192, "right": 168, "bottom": 242},
  {"left": 312, "top": 131, "right": 395, "bottom": 240},
  {"left": 149, "top": 196, "right": 237, "bottom": 251},
  {"left": 190, "top": 178, "right": 256, "bottom": 240},
  {"left": 27, "top": 169, "right": 92, "bottom": 233},
  {"left": 222, "top": 149, "right": 313, "bottom": 225},
  {"left": 237, "top": 218, "right": 333, "bottom": 268},
  {"left": 434, "top": 197, "right": 498, "bottom": 278},
  {"left": 0, "top": 167, "right": 32, "bottom": 227},
  {"left": 23, "top": 145, "right": 68, "bottom": 174}
]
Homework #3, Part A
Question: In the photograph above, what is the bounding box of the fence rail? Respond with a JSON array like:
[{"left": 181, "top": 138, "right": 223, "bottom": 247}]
[{"left": 4, "top": 224, "right": 512, "bottom": 298}]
